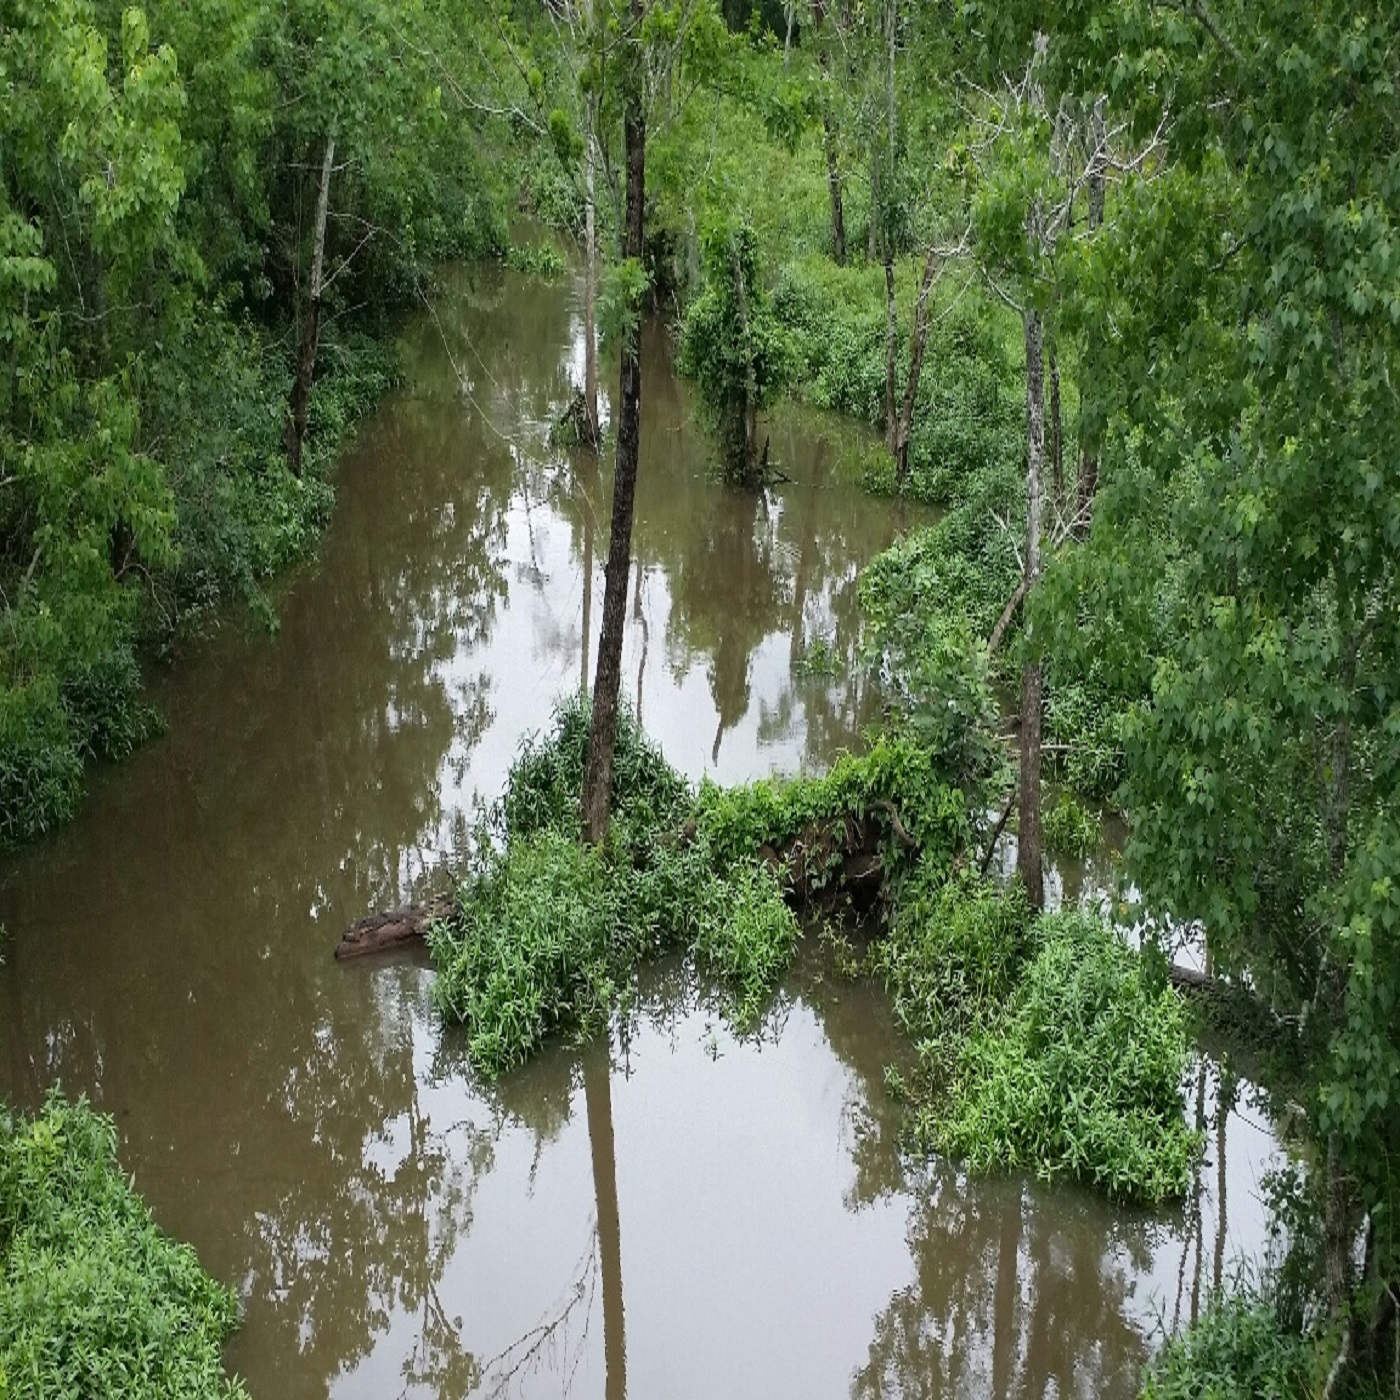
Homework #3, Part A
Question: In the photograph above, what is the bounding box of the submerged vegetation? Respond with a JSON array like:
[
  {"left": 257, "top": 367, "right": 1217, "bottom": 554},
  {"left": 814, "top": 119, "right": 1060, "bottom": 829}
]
[{"left": 0, "top": 1094, "right": 246, "bottom": 1399}]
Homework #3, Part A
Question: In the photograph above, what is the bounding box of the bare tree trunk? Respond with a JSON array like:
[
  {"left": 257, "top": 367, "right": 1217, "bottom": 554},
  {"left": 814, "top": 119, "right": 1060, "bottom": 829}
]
[
  {"left": 867, "top": 153, "right": 880, "bottom": 262},
  {"left": 893, "top": 243, "right": 939, "bottom": 489},
  {"left": 731, "top": 234, "right": 761, "bottom": 486},
  {"left": 582, "top": 10, "right": 646, "bottom": 845},
  {"left": 1074, "top": 100, "right": 1106, "bottom": 538},
  {"left": 813, "top": 0, "right": 846, "bottom": 264},
  {"left": 285, "top": 134, "right": 335, "bottom": 478},
  {"left": 1017, "top": 302, "right": 1045, "bottom": 912},
  {"left": 1049, "top": 338, "right": 1063, "bottom": 516},
  {"left": 583, "top": 93, "right": 601, "bottom": 444},
  {"left": 584, "top": 1043, "right": 627, "bottom": 1400},
  {"left": 883, "top": 253, "right": 898, "bottom": 454}
]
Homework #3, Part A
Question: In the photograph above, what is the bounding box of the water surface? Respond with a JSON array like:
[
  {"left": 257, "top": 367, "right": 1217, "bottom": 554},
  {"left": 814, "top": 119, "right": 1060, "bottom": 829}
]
[{"left": 0, "top": 266, "right": 1279, "bottom": 1398}]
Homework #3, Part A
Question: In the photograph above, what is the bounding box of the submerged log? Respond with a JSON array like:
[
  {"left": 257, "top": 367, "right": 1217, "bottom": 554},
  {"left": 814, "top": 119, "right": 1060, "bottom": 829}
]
[{"left": 335, "top": 893, "right": 454, "bottom": 961}]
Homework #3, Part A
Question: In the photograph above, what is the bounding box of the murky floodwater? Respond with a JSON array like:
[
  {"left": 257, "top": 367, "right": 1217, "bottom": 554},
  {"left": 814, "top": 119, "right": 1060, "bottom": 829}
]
[{"left": 1, "top": 267, "right": 1280, "bottom": 1398}]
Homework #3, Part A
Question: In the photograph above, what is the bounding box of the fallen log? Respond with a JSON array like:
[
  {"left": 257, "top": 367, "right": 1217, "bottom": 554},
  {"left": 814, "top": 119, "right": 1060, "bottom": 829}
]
[
  {"left": 335, "top": 893, "right": 454, "bottom": 961},
  {"left": 1168, "top": 963, "right": 1219, "bottom": 994}
]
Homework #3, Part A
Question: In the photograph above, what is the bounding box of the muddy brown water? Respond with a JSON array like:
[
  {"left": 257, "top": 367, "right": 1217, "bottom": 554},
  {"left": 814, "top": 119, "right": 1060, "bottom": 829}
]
[{"left": 1, "top": 267, "right": 1281, "bottom": 1398}]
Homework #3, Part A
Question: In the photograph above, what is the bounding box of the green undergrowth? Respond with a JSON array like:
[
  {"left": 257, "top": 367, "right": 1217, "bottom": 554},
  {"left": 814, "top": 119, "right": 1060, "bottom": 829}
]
[
  {"left": 429, "top": 696, "right": 804, "bottom": 1076},
  {"left": 878, "top": 875, "right": 1198, "bottom": 1206},
  {"left": 0, "top": 330, "right": 398, "bottom": 852},
  {"left": 430, "top": 697, "right": 1196, "bottom": 1209},
  {"left": 1142, "top": 1293, "right": 1320, "bottom": 1399},
  {"left": 0, "top": 1093, "right": 247, "bottom": 1399}
]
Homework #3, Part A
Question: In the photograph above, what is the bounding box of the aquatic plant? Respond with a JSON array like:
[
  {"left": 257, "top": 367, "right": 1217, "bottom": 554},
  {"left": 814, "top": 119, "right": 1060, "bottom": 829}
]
[
  {"left": 0, "top": 1093, "right": 247, "bottom": 1399},
  {"left": 429, "top": 698, "right": 801, "bottom": 1076},
  {"left": 1042, "top": 791, "right": 1103, "bottom": 860},
  {"left": 937, "top": 912, "right": 1199, "bottom": 1205}
]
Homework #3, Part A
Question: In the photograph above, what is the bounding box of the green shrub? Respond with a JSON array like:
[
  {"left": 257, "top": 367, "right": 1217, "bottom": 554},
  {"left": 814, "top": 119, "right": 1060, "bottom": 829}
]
[
  {"left": 0, "top": 1093, "right": 247, "bottom": 1399},
  {"left": 429, "top": 699, "right": 802, "bottom": 1075},
  {"left": 0, "top": 681, "right": 83, "bottom": 849},
  {"left": 938, "top": 912, "right": 1200, "bottom": 1205},
  {"left": 693, "top": 734, "right": 970, "bottom": 884},
  {"left": 1141, "top": 1293, "right": 1319, "bottom": 1399},
  {"left": 1042, "top": 792, "right": 1103, "bottom": 859},
  {"left": 500, "top": 693, "right": 692, "bottom": 843},
  {"left": 875, "top": 869, "right": 1034, "bottom": 1080}
]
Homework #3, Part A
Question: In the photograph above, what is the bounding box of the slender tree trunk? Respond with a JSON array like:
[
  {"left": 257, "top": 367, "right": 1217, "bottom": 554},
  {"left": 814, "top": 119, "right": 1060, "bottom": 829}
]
[
  {"left": 893, "top": 243, "right": 939, "bottom": 489},
  {"left": 1074, "top": 101, "right": 1106, "bottom": 538},
  {"left": 1049, "top": 338, "right": 1063, "bottom": 516},
  {"left": 731, "top": 234, "right": 761, "bottom": 486},
  {"left": 883, "top": 253, "right": 898, "bottom": 454},
  {"left": 584, "top": 1043, "right": 627, "bottom": 1400},
  {"left": 812, "top": 0, "right": 846, "bottom": 264},
  {"left": 1017, "top": 302, "right": 1045, "bottom": 912},
  {"left": 867, "top": 153, "right": 880, "bottom": 262},
  {"left": 582, "top": 11, "right": 646, "bottom": 845},
  {"left": 583, "top": 94, "right": 601, "bottom": 444},
  {"left": 285, "top": 134, "right": 335, "bottom": 478}
]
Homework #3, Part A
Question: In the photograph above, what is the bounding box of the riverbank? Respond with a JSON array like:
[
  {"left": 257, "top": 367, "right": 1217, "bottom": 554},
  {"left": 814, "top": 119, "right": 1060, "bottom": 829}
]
[{"left": 0, "top": 264, "right": 1275, "bottom": 1398}]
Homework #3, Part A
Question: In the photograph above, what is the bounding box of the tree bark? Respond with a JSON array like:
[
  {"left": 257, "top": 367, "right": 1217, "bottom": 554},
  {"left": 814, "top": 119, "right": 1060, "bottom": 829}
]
[
  {"left": 893, "top": 243, "right": 939, "bottom": 490},
  {"left": 883, "top": 253, "right": 898, "bottom": 454},
  {"left": 812, "top": 0, "right": 846, "bottom": 264},
  {"left": 1074, "top": 100, "right": 1106, "bottom": 538},
  {"left": 582, "top": 93, "right": 601, "bottom": 445},
  {"left": 582, "top": 7, "right": 646, "bottom": 846},
  {"left": 1017, "top": 301, "right": 1045, "bottom": 912},
  {"left": 1049, "top": 337, "right": 1063, "bottom": 516},
  {"left": 285, "top": 134, "right": 335, "bottom": 478},
  {"left": 730, "top": 233, "right": 761, "bottom": 486}
]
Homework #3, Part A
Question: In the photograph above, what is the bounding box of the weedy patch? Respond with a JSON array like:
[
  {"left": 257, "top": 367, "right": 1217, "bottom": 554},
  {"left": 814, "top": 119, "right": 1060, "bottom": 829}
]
[
  {"left": 934, "top": 912, "right": 1199, "bottom": 1205},
  {"left": 430, "top": 698, "right": 1197, "bottom": 1211},
  {"left": 0, "top": 1093, "right": 248, "bottom": 1399}
]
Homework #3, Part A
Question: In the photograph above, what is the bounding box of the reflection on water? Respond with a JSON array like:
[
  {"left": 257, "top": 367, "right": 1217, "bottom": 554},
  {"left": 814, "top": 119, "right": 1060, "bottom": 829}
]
[{"left": 0, "top": 266, "right": 1280, "bottom": 1398}]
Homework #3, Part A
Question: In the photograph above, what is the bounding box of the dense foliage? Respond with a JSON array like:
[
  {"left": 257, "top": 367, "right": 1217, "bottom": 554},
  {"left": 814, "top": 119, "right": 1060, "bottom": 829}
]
[
  {"left": 429, "top": 697, "right": 802, "bottom": 1075},
  {"left": 0, "top": 1093, "right": 246, "bottom": 1399},
  {"left": 0, "top": 0, "right": 509, "bottom": 847}
]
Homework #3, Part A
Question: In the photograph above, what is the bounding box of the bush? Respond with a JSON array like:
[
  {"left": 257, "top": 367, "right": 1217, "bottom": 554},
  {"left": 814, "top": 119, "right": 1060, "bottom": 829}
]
[
  {"left": 875, "top": 868, "right": 1034, "bottom": 1081},
  {"left": 1042, "top": 791, "right": 1103, "bottom": 859},
  {"left": 0, "top": 1093, "right": 247, "bottom": 1399},
  {"left": 1141, "top": 1293, "right": 1318, "bottom": 1399},
  {"left": 429, "top": 698, "right": 801, "bottom": 1076},
  {"left": 938, "top": 912, "right": 1200, "bottom": 1205},
  {"left": 0, "top": 681, "right": 84, "bottom": 850}
]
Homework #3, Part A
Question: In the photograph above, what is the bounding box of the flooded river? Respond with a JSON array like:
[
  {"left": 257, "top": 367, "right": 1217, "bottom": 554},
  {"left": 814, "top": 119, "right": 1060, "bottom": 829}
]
[{"left": 0, "top": 266, "right": 1280, "bottom": 1398}]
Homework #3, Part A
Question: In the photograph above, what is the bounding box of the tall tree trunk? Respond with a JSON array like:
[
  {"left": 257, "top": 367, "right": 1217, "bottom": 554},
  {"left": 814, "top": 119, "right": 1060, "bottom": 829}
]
[
  {"left": 1074, "top": 100, "right": 1106, "bottom": 538},
  {"left": 883, "top": 253, "right": 898, "bottom": 454},
  {"left": 285, "top": 135, "right": 335, "bottom": 478},
  {"left": 731, "top": 233, "right": 761, "bottom": 486},
  {"left": 583, "top": 93, "right": 601, "bottom": 445},
  {"left": 582, "top": 9, "right": 646, "bottom": 846},
  {"left": 893, "top": 244, "right": 939, "bottom": 489},
  {"left": 1017, "top": 302, "right": 1045, "bottom": 912},
  {"left": 812, "top": 0, "right": 846, "bottom": 264},
  {"left": 1049, "top": 337, "right": 1063, "bottom": 517},
  {"left": 867, "top": 153, "right": 880, "bottom": 262},
  {"left": 584, "top": 1043, "right": 627, "bottom": 1400}
]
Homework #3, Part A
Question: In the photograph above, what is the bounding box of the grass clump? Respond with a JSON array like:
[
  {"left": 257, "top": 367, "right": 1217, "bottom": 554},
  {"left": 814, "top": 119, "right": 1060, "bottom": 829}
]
[
  {"left": 1141, "top": 1293, "right": 1318, "bottom": 1398},
  {"left": 429, "top": 696, "right": 799, "bottom": 1077},
  {"left": 938, "top": 912, "right": 1199, "bottom": 1205},
  {"left": 0, "top": 1093, "right": 247, "bottom": 1399},
  {"left": 876, "top": 868, "right": 1034, "bottom": 1083},
  {"left": 1042, "top": 791, "right": 1103, "bottom": 859}
]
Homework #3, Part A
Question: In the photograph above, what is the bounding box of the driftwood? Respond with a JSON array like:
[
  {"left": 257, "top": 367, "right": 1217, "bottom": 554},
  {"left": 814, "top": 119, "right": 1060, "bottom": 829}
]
[
  {"left": 335, "top": 893, "right": 454, "bottom": 961},
  {"left": 1168, "top": 963, "right": 1219, "bottom": 994}
]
